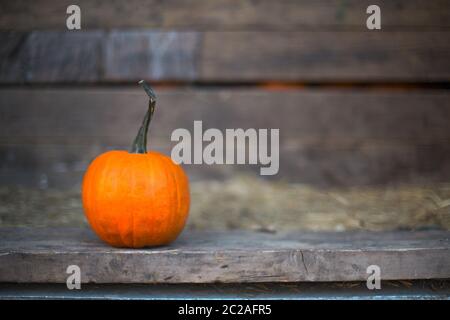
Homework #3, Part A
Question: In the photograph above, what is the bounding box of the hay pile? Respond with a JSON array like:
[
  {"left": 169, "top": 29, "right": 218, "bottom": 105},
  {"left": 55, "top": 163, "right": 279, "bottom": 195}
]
[{"left": 1, "top": 175, "right": 449, "bottom": 231}]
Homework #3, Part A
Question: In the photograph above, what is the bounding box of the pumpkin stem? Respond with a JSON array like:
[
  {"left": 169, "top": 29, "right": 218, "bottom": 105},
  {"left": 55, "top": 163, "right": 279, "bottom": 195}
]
[{"left": 130, "top": 80, "right": 157, "bottom": 154}]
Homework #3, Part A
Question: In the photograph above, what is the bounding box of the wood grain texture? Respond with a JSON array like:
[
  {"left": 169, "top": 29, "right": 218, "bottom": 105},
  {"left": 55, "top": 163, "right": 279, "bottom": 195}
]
[
  {"left": 1, "top": 282, "right": 449, "bottom": 299},
  {"left": 1, "top": 88, "right": 449, "bottom": 144},
  {"left": 0, "top": 228, "right": 449, "bottom": 283},
  {"left": 103, "top": 31, "right": 201, "bottom": 81},
  {"left": 0, "top": 32, "right": 103, "bottom": 83},
  {"left": 1, "top": 0, "right": 449, "bottom": 31},
  {"left": 2, "top": 143, "right": 450, "bottom": 188},
  {"left": 1, "top": 88, "right": 449, "bottom": 186},
  {"left": 1, "top": 31, "right": 450, "bottom": 82},
  {"left": 201, "top": 31, "right": 450, "bottom": 82}
]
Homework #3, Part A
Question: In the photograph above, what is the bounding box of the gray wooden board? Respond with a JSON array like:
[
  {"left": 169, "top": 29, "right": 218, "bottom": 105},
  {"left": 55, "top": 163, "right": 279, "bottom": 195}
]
[
  {"left": 1, "top": 282, "right": 449, "bottom": 300},
  {"left": 2, "top": 88, "right": 449, "bottom": 144},
  {"left": 1, "top": 0, "right": 449, "bottom": 31},
  {"left": 2, "top": 143, "right": 450, "bottom": 188},
  {"left": 1, "top": 31, "right": 450, "bottom": 82},
  {"left": 1, "top": 88, "right": 450, "bottom": 186},
  {"left": 0, "top": 228, "right": 449, "bottom": 283}
]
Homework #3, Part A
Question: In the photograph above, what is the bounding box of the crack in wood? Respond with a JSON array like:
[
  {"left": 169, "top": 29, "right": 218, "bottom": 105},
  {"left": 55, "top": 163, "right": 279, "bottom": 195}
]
[{"left": 299, "top": 250, "right": 309, "bottom": 275}]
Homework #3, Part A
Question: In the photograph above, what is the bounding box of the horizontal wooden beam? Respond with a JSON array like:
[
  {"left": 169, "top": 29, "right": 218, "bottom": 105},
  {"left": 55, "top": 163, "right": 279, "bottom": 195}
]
[
  {"left": 1, "top": 88, "right": 449, "bottom": 144},
  {"left": 1, "top": 31, "right": 450, "bottom": 82},
  {"left": 1, "top": 0, "right": 449, "bottom": 31},
  {"left": 2, "top": 143, "right": 450, "bottom": 188},
  {"left": 1, "top": 88, "right": 449, "bottom": 186},
  {"left": 1, "top": 282, "right": 449, "bottom": 299},
  {"left": 0, "top": 228, "right": 449, "bottom": 283}
]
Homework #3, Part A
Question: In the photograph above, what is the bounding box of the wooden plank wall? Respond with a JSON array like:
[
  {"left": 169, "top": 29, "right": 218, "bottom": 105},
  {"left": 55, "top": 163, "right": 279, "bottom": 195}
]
[
  {"left": 1, "top": 0, "right": 450, "bottom": 31},
  {"left": 0, "top": 0, "right": 449, "bottom": 188}
]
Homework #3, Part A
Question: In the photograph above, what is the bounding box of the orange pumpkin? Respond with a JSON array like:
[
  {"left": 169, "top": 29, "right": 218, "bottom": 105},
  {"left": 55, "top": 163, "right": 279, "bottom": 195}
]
[{"left": 82, "top": 81, "right": 190, "bottom": 248}]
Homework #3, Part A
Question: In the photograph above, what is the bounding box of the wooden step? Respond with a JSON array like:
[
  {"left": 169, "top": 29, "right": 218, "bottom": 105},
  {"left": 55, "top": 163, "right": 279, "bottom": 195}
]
[{"left": 0, "top": 227, "right": 449, "bottom": 283}]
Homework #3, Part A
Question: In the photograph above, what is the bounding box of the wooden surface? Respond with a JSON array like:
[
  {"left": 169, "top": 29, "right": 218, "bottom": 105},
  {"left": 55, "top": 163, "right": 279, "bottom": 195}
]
[
  {"left": 1, "top": 281, "right": 449, "bottom": 300},
  {"left": 1, "top": 31, "right": 450, "bottom": 82},
  {"left": 0, "top": 0, "right": 449, "bottom": 242},
  {"left": 1, "top": 87, "right": 449, "bottom": 187},
  {"left": 2, "top": 88, "right": 449, "bottom": 144},
  {"left": 0, "top": 228, "right": 449, "bottom": 283},
  {"left": 1, "top": 0, "right": 449, "bottom": 31}
]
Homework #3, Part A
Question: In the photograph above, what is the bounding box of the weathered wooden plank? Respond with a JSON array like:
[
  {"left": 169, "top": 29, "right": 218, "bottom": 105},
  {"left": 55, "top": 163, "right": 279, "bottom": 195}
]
[
  {"left": 2, "top": 143, "right": 450, "bottom": 188},
  {"left": 103, "top": 31, "right": 201, "bottom": 81},
  {"left": 1, "top": 0, "right": 449, "bottom": 31},
  {"left": 201, "top": 31, "right": 450, "bottom": 81},
  {"left": 1, "top": 31, "right": 450, "bottom": 82},
  {"left": 1, "top": 88, "right": 449, "bottom": 144},
  {"left": 1, "top": 88, "right": 449, "bottom": 186},
  {"left": 0, "top": 228, "right": 449, "bottom": 283},
  {"left": 1, "top": 282, "right": 450, "bottom": 300},
  {"left": 0, "top": 32, "right": 103, "bottom": 83}
]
